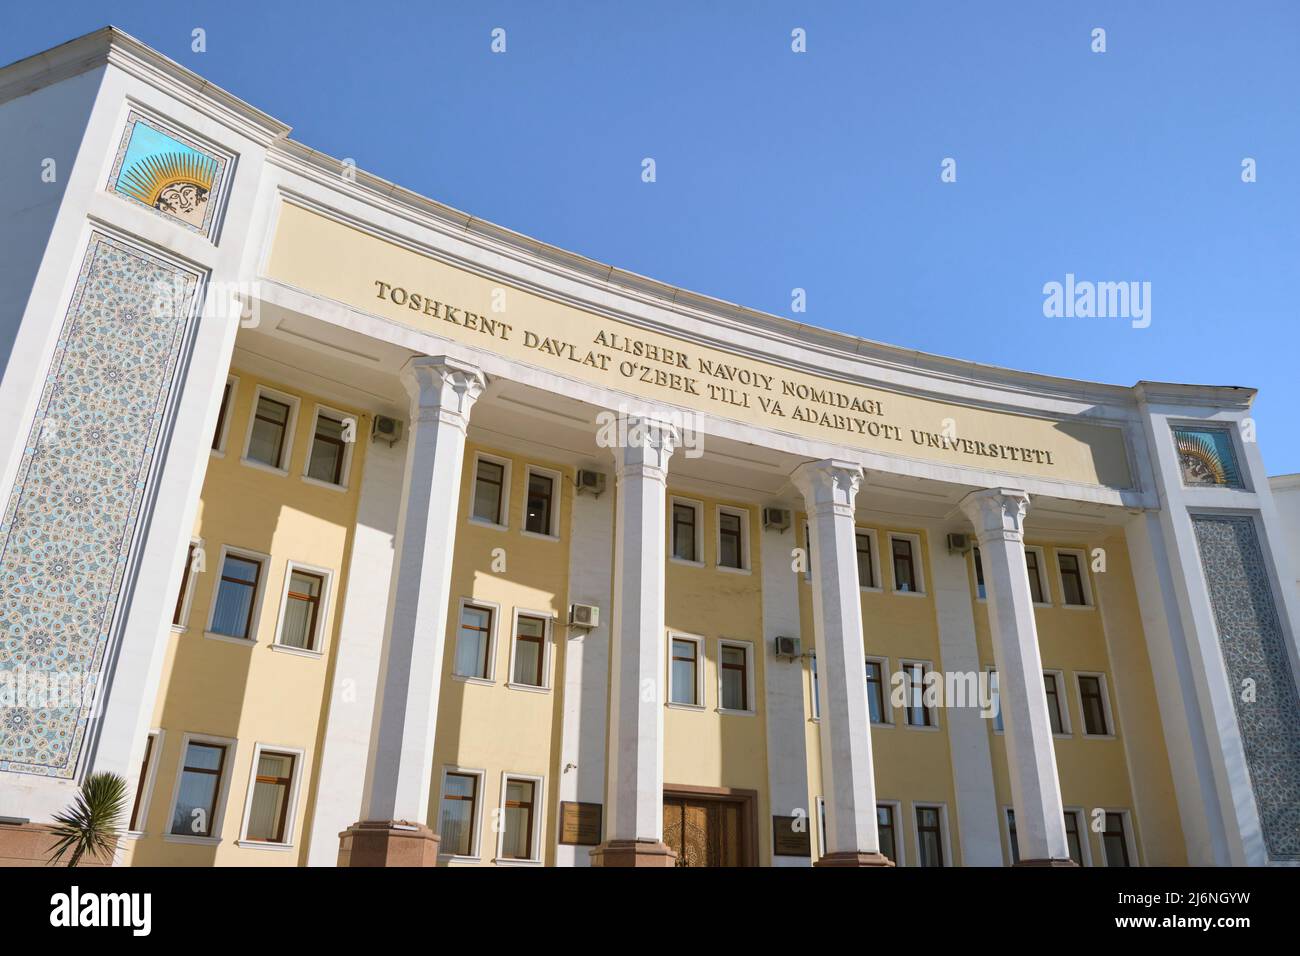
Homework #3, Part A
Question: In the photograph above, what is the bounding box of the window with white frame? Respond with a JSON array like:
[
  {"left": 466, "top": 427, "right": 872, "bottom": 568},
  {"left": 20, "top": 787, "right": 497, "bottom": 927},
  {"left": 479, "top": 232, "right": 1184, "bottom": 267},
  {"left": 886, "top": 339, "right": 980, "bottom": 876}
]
[
  {"left": 498, "top": 775, "right": 541, "bottom": 862},
  {"left": 669, "top": 634, "right": 703, "bottom": 706},
  {"left": 1077, "top": 673, "right": 1113, "bottom": 736},
  {"left": 1025, "top": 546, "right": 1049, "bottom": 604},
  {"left": 815, "top": 795, "right": 827, "bottom": 857},
  {"left": 241, "top": 747, "right": 301, "bottom": 845},
  {"left": 471, "top": 455, "right": 509, "bottom": 526},
  {"left": 900, "top": 660, "right": 936, "bottom": 727},
  {"left": 510, "top": 612, "right": 549, "bottom": 688},
  {"left": 972, "top": 546, "right": 986, "bottom": 600},
  {"left": 438, "top": 769, "right": 483, "bottom": 858},
  {"left": 718, "top": 640, "right": 752, "bottom": 712},
  {"left": 671, "top": 499, "right": 702, "bottom": 563},
  {"left": 1101, "top": 810, "right": 1134, "bottom": 867},
  {"left": 877, "top": 803, "right": 900, "bottom": 864},
  {"left": 803, "top": 521, "right": 813, "bottom": 578},
  {"left": 716, "top": 506, "right": 749, "bottom": 571},
  {"left": 889, "top": 534, "right": 924, "bottom": 593},
  {"left": 453, "top": 601, "right": 496, "bottom": 680},
  {"left": 809, "top": 651, "right": 821, "bottom": 719},
  {"left": 524, "top": 466, "right": 558, "bottom": 537},
  {"left": 169, "top": 738, "right": 231, "bottom": 838},
  {"left": 276, "top": 565, "right": 328, "bottom": 651},
  {"left": 128, "top": 730, "right": 163, "bottom": 833},
  {"left": 987, "top": 666, "right": 1003, "bottom": 732},
  {"left": 915, "top": 804, "right": 946, "bottom": 867},
  {"left": 1005, "top": 808, "right": 1089, "bottom": 866},
  {"left": 209, "top": 549, "right": 266, "bottom": 640},
  {"left": 243, "top": 388, "right": 297, "bottom": 471},
  {"left": 305, "top": 406, "right": 353, "bottom": 486},
  {"left": 1043, "top": 671, "right": 1069, "bottom": 735},
  {"left": 1056, "top": 549, "right": 1092, "bottom": 606},
  {"left": 211, "top": 376, "right": 237, "bottom": 453},
  {"left": 856, "top": 529, "right": 877, "bottom": 588},
  {"left": 865, "top": 657, "right": 890, "bottom": 725},
  {"left": 171, "top": 539, "right": 201, "bottom": 629}
]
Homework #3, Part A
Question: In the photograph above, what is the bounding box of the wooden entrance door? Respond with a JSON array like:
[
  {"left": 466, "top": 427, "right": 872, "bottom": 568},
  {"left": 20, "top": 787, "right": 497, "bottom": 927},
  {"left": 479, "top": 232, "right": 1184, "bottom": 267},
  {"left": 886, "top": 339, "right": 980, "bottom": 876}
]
[{"left": 662, "top": 796, "right": 745, "bottom": 867}]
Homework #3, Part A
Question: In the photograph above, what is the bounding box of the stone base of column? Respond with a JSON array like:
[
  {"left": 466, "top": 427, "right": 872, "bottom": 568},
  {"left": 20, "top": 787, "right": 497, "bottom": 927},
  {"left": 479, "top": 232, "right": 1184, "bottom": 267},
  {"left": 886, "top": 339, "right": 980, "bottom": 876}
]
[
  {"left": 588, "top": 839, "right": 678, "bottom": 867},
  {"left": 337, "top": 820, "right": 440, "bottom": 867},
  {"left": 814, "top": 851, "right": 896, "bottom": 867},
  {"left": 1014, "top": 858, "right": 1079, "bottom": 867}
]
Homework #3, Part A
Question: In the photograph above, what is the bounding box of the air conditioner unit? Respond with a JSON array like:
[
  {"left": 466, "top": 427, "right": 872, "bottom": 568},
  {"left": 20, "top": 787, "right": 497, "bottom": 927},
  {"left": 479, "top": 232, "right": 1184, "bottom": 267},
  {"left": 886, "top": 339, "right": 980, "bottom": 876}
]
[
  {"left": 763, "top": 507, "right": 791, "bottom": 532},
  {"left": 774, "top": 635, "right": 801, "bottom": 659},
  {"left": 372, "top": 415, "right": 403, "bottom": 447},
  {"left": 576, "top": 469, "right": 606, "bottom": 497},
  {"left": 947, "top": 532, "right": 971, "bottom": 554},
  {"left": 569, "top": 603, "right": 600, "bottom": 629}
]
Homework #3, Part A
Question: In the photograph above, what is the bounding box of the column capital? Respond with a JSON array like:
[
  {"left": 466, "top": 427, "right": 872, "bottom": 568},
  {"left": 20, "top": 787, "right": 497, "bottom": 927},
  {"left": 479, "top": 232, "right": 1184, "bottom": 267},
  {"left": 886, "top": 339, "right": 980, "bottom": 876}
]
[
  {"left": 399, "top": 355, "right": 487, "bottom": 428},
  {"left": 604, "top": 413, "right": 679, "bottom": 480},
  {"left": 790, "top": 459, "right": 863, "bottom": 517},
  {"left": 959, "top": 487, "right": 1030, "bottom": 543}
]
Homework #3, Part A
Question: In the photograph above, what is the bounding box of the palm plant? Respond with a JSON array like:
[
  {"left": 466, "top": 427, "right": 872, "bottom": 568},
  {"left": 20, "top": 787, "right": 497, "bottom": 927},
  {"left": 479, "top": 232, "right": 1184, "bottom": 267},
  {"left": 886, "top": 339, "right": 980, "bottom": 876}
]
[{"left": 47, "top": 771, "right": 130, "bottom": 867}]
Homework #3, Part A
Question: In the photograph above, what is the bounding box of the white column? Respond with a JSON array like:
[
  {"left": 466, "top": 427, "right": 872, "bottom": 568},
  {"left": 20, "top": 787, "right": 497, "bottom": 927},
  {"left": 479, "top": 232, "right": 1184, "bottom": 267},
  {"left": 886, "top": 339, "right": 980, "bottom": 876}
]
[
  {"left": 959, "top": 488, "right": 1071, "bottom": 865},
  {"left": 791, "top": 459, "right": 889, "bottom": 866},
  {"left": 351, "top": 356, "right": 485, "bottom": 847},
  {"left": 591, "top": 416, "right": 678, "bottom": 866}
]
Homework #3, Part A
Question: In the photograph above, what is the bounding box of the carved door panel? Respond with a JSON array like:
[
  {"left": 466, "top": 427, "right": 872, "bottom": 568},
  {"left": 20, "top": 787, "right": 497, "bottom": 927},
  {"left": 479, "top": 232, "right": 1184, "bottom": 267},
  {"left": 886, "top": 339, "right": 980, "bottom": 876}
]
[{"left": 663, "top": 796, "right": 745, "bottom": 867}]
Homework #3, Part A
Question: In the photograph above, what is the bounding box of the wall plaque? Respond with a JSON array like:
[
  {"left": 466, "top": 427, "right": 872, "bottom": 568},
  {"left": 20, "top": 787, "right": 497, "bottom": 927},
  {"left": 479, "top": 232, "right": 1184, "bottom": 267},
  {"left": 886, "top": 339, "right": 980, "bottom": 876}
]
[
  {"left": 559, "top": 801, "right": 603, "bottom": 846},
  {"left": 772, "top": 815, "right": 812, "bottom": 857}
]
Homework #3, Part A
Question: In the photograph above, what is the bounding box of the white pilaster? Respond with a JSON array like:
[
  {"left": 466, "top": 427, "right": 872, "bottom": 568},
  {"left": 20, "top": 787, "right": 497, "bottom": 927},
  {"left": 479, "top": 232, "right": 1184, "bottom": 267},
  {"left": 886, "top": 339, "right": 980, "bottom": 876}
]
[
  {"left": 359, "top": 355, "right": 485, "bottom": 824},
  {"left": 959, "top": 488, "right": 1070, "bottom": 864},
  {"left": 790, "top": 459, "right": 883, "bottom": 862}
]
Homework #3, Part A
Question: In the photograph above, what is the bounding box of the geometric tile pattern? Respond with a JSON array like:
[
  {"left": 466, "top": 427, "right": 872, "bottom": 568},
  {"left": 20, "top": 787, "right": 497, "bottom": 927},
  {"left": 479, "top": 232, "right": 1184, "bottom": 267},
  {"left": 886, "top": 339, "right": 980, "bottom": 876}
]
[
  {"left": 107, "top": 111, "right": 228, "bottom": 238},
  {"left": 0, "top": 233, "right": 199, "bottom": 777},
  {"left": 1192, "top": 514, "right": 1300, "bottom": 860}
]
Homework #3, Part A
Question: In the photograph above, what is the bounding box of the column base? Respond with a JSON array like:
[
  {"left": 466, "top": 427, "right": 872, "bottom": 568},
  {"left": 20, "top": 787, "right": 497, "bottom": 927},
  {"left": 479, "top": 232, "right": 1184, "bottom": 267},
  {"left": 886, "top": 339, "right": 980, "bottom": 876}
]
[
  {"left": 337, "top": 820, "right": 440, "bottom": 867},
  {"left": 1014, "top": 858, "right": 1079, "bottom": 867},
  {"left": 588, "top": 839, "right": 678, "bottom": 867},
  {"left": 814, "top": 851, "right": 896, "bottom": 867}
]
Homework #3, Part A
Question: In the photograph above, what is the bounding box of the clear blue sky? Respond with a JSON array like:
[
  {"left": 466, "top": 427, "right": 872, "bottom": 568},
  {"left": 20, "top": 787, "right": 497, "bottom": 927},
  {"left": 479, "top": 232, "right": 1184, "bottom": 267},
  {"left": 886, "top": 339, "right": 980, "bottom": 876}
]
[{"left": 6, "top": 2, "right": 1299, "bottom": 473}]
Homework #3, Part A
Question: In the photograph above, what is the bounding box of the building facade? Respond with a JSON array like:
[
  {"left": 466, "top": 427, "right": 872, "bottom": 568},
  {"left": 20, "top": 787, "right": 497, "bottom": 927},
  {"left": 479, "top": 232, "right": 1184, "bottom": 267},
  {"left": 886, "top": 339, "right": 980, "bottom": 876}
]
[{"left": 1, "top": 29, "right": 1298, "bottom": 867}]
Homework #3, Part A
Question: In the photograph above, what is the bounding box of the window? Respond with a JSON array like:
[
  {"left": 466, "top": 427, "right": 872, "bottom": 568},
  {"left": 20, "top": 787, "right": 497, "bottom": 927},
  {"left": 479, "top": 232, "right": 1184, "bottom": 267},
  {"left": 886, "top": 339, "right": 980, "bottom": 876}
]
[
  {"left": 901, "top": 661, "right": 934, "bottom": 727},
  {"left": 246, "top": 392, "right": 293, "bottom": 470},
  {"left": 128, "top": 732, "right": 161, "bottom": 833},
  {"left": 672, "top": 501, "right": 700, "bottom": 563},
  {"left": 1058, "top": 551, "right": 1089, "bottom": 606},
  {"left": 803, "top": 522, "right": 813, "bottom": 578},
  {"left": 973, "top": 546, "right": 986, "bottom": 600},
  {"left": 305, "top": 409, "right": 350, "bottom": 486},
  {"left": 719, "top": 641, "right": 750, "bottom": 711},
  {"left": 500, "top": 776, "right": 539, "bottom": 861},
  {"left": 1043, "top": 672, "right": 1066, "bottom": 735},
  {"left": 1025, "top": 547, "right": 1047, "bottom": 604},
  {"left": 1102, "top": 812, "right": 1132, "bottom": 867},
  {"left": 810, "top": 652, "right": 821, "bottom": 719},
  {"left": 210, "top": 551, "right": 263, "bottom": 640},
  {"left": 524, "top": 469, "right": 556, "bottom": 536},
  {"left": 244, "top": 750, "right": 297, "bottom": 844},
  {"left": 472, "top": 456, "right": 507, "bottom": 525},
  {"left": 454, "top": 603, "right": 495, "bottom": 680},
  {"left": 1006, "top": 808, "right": 1019, "bottom": 863},
  {"left": 988, "top": 667, "right": 1003, "bottom": 732},
  {"left": 717, "top": 508, "right": 747, "bottom": 570},
  {"left": 511, "top": 614, "right": 547, "bottom": 687},
  {"left": 277, "top": 567, "right": 326, "bottom": 651},
  {"left": 815, "top": 796, "right": 827, "bottom": 857},
  {"left": 172, "top": 541, "right": 198, "bottom": 628},
  {"left": 211, "top": 377, "right": 235, "bottom": 452},
  {"left": 890, "top": 535, "right": 921, "bottom": 593},
  {"left": 1078, "top": 674, "right": 1111, "bottom": 736},
  {"left": 439, "top": 771, "right": 481, "bottom": 858},
  {"left": 865, "top": 659, "right": 888, "bottom": 724},
  {"left": 670, "top": 636, "right": 700, "bottom": 706},
  {"left": 856, "top": 530, "right": 876, "bottom": 588},
  {"left": 170, "top": 741, "right": 228, "bottom": 837},
  {"left": 1064, "top": 809, "right": 1086, "bottom": 866},
  {"left": 877, "top": 804, "right": 898, "bottom": 863},
  {"left": 915, "top": 806, "right": 945, "bottom": 867}
]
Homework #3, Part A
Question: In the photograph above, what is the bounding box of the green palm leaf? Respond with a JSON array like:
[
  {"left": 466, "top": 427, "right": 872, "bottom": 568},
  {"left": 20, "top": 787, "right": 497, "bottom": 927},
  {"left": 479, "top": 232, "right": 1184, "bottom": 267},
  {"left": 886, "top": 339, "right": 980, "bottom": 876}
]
[{"left": 46, "top": 772, "right": 130, "bottom": 867}]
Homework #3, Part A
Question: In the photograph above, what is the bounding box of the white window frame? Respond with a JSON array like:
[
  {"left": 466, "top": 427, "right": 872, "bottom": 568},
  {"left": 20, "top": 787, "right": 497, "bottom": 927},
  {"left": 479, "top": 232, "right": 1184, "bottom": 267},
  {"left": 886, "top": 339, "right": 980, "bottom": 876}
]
[
  {"left": 301, "top": 403, "right": 357, "bottom": 491},
  {"left": 163, "top": 732, "right": 237, "bottom": 845},
  {"left": 714, "top": 505, "right": 751, "bottom": 573},
  {"left": 669, "top": 496, "right": 705, "bottom": 567},
  {"left": 271, "top": 560, "right": 334, "bottom": 658},
  {"left": 855, "top": 527, "right": 882, "bottom": 592},
  {"left": 495, "top": 771, "right": 545, "bottom": 865},
  {"left": 716, "top": 638, "right": 755, "bottom": 715},
  {"left": 887, "top": 532, "right": 926, "bottom": 596},
  {"left": 899, "top": 658, "right": 940, "bottom": 730},
  {"left": 507, "top": 607, "right": 555, "bottom": 692},
  {"left": 667, "top": 630, "right": 706, "bottom": 710},
  {"left": 803, "top": 520, "right": 814, "bottom": 581},
  {"left": 911, "top": 801, "right": 951, "bottom": 867},
  {"left": 241, "top": 384, "right": 300, "bottom": 476},
  {"left": 1054, "top": 547, "right": 1095, "bottom": 609},
  {"left": 809, "top": 650, "right": 820, "bottom": 720},
  {"left": 1097, "top": 807, "right": 1140, "bottom": 867},
  {"left": 1001, "top": 805, "right": 1017, "bottom": 865},
  {"left": 1043, "top": 669, "right": 1073, "bottom": 737},
  {"left": 210, "top": 374, "right": 238, "bottom": 457},
  {"left": 971, "top": 545, "right": 987, "bottom": 602},
  {"left": 1063, "top": 806, "right": 1093, "bottom": 867},
  {"left": 875, "top": 799, "right": 905, "bottom": 865},
  {"left": 236, "top": 742, "right": 306, "bottom": 850},
  {"left": 1024, "top": 545, "right": 1052, "bottom": 607},
  {"left": 814, "top": 795, "right": 827, "bottom": 857},
  {"left": 469, "top": 452, "right": 511, "bottom": 530},
  {"left": 171, "top": 536, "right": 203, "bottom": 633},
  {"left": 865, "top": 655, "right": 893, "bottom": 726},
  {"left": 521, "top": 464, "right": 562, "bottom": 540},
  {"left": 204, "top": 544, "right": 272, "bottom": 645},
  {"left": 1075, "top": 671, "right": 1116, "bottom": 738},
  {"left": 436, "top": 765, "right": 487, "bottom": 862},
  {"left": 986, "top": 665, "right": 1003, "bottom": 734},
  {"left": 452, "top": 597, "right": 501, "bottom": 684},
  {"left": 126, "top": 728, "right": 165, "bottom": 837}
]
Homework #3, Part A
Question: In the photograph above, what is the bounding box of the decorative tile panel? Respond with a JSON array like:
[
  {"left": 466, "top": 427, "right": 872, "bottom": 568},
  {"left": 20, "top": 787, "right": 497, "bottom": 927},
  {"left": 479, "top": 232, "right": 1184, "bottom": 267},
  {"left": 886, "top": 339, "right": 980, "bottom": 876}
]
[
  {"left": 1192, "top": 514, "right": 1300, "bottom": 860},
  {"left": 1173, "top": 425, "right": 1243, "bottom": 488},
  {"left": 107, "top": 111, "right": 228, "bottom": 237},
  {"left": 0, "top": 233, "right": 199, "bottom": 777}
]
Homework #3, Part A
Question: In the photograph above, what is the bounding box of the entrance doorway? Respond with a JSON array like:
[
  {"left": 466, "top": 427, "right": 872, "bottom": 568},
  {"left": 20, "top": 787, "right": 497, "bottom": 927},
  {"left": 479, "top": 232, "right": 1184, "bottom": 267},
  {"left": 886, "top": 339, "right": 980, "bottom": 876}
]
[{"left": 661, "top": 786, "right": 757, "bottom": 867}]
